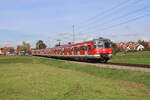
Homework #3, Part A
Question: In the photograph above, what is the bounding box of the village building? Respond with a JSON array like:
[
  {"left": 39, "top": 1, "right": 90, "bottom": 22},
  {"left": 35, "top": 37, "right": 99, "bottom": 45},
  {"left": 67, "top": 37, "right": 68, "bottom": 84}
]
[
  {"left": 118, "top": 42, "right": 127, "bottom": 50},
  {"left": 0, "top": 47, "right": 15, "bottom": 55},
  {"left": 136, "top": 45, "right": 144, "bottom": 51},
  {"left": 0, "top": 49, "right": 2, "bottom": 55},
  {"left": 118, "top": 41, "right": 145, "bottom": 51},
  {"left": 148, "top": 42, "right": 150, "bottom": 48}
]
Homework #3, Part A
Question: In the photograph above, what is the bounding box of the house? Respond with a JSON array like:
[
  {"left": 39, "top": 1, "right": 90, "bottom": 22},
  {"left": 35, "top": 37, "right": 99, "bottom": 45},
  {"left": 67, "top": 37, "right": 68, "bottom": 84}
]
[
  {"left": 118, "top": 42, "right": 127, "bottom": 49},
  {"left": 148, "top": 42, "right": 150, "bottom": 48},
  {"left": 118, "top": 41, "right": 145, "bottom": 51},
  {"left": 0, "top": 49, "right": 2, "bottom": 55},
  {"left": 0, "top": 47, "right": 15, "bottom": 55},
  {"left": 136, "top": 45, "right": 144, "bottom": 51},
  {"left": 127, "top": 42, "right": 138, "bottom": 50}
]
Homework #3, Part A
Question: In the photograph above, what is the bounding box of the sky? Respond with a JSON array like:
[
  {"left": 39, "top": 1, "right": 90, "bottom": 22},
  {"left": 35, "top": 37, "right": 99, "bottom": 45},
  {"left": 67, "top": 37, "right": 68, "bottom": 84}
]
[{"left": 0, "top": 0, "right": 150, "bottom": 48}]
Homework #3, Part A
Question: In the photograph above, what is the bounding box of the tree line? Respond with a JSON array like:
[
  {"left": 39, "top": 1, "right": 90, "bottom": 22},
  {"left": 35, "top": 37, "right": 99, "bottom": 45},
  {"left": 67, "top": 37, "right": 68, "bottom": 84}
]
[
  {"left": 4, "top": 39, "right": 149, "bottom": 56},
  {"left": 16, "top": 40, "right": 47, "bottom": 55}
]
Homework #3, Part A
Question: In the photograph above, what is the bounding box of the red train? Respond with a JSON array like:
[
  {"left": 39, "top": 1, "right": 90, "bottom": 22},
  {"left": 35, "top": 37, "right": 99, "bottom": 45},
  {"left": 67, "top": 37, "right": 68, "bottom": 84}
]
[{"left": 32, "top": 37, "right": 112, "bottom": 62}]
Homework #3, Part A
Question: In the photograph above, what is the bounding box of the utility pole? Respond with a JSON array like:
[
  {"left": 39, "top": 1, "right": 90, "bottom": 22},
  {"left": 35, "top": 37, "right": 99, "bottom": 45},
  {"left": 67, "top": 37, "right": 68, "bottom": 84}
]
[
  {"left": 57, "top": 39, "right": 61, "bottom": 46},
  {"left": 48, "top": 37, "right": 51, "bottom": 48},
  {"left": 72, "top": 24, "right": 75, "bottom": 43}
]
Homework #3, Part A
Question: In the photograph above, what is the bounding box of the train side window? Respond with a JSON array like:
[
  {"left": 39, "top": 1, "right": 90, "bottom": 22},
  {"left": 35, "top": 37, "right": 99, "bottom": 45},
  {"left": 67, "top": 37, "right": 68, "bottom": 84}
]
[
  {"left": 78, "top": 47, "right": 80, "bottom": 51},
  {"left": 74, "top": 47, "right": 76, "bottom": 52},
  {"left": 88, "top": 45, "right": 91, "bottom": 50}
]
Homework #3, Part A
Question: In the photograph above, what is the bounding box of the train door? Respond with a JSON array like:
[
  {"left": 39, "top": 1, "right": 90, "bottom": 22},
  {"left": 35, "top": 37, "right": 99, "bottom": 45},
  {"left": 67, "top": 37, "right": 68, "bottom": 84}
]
[
  {"left": 81, "top": 46, "right": 85, "bottom": 55},
  {"left": 87, "top": 45, "right": 91, "bottom": 55}
]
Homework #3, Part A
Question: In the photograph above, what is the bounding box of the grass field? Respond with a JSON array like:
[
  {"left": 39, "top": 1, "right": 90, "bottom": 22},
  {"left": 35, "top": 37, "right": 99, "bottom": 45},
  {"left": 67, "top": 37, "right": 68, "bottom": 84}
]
[
  {"left": 109, "top": 51, "right": 150, "bottom": 65},
  {"left": 0, "top": 56, "right": 150, "bottom": 100}
]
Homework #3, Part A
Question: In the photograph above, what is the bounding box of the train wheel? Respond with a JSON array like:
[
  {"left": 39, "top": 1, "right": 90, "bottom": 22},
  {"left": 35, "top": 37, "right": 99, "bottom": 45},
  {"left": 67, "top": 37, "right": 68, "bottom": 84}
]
[{"left": 104, "top": 59, "right": 108, "bottom": 63}]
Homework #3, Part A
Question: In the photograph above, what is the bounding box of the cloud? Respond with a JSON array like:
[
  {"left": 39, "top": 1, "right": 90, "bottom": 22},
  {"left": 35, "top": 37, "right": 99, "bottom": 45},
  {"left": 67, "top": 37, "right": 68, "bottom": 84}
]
[
  {"left": 0, "top": 41, "right": 18, "bottom": 48},
  {"left": 123, "top": 32, "right": 138, "bottom": 36}
]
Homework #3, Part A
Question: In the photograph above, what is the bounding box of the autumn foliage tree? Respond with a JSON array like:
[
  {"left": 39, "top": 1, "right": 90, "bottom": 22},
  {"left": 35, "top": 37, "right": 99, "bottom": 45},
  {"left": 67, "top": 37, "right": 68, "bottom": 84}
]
[
  {"left": 17, "top": 42, "right": 31, "bottom": 55},
  {"left": 111, "top": 42, "right": 120, "bottom": 55}
]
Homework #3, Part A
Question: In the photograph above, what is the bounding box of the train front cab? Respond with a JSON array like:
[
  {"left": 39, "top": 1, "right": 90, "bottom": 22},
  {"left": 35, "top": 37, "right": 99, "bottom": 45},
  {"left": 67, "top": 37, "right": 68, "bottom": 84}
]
[{"left": 93, "top": 38, "right": 112, "bottom": 62}]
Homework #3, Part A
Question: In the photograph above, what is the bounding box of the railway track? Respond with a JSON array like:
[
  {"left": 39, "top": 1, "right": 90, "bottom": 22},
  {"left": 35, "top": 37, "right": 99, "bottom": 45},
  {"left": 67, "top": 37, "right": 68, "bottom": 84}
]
[
  {"left": 36, "top": 56, "right": 150, "bottom": 72},
  {"left": 63, "top": 60, "right": 150, "bottom": 72},
  {"left": 106, "top": 62, "right": 150, "bottom": 68}
]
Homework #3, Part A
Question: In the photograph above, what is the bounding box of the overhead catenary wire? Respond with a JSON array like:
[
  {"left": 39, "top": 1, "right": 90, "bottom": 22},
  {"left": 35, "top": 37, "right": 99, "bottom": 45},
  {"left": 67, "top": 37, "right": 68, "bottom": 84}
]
[
  {"left": 75, "top": 0, "right": 132, "bottom": 28},
  {"left": 76, "top": 0, "right": 144, "bottom": 31},
  {"left": 79, "top": 5, "right": 150, "bottom": 33},
  {"left": 71, "top": 0, "right": 149, "bottom": 43},
  {"left": 94, "top": 13, "right": 150, "bottom": 33},
  {"left": 76, "top": 0, "right": 144, "bottom": 33},
  {"left": 75, "top": 13, "right": 150, "bottom": 42}
]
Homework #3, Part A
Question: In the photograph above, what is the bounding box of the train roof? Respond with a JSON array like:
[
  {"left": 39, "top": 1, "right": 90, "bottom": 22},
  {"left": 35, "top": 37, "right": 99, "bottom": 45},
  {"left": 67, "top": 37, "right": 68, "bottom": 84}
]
[
  {"left": 33, "top": 37, "right": 111, "bottom": 50},
  {"left": 56, "top": 37, "right": 110, "bottom": 48}
]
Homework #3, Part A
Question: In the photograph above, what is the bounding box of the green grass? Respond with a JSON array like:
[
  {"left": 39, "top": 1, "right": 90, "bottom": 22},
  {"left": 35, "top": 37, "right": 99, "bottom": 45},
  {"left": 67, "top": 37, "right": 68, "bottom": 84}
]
[
  {"left": 109, "top": 51, "right": 150, "bottom": 65},
  {"left": 0, "top": 56, "right": 150, "bottom": 100}
]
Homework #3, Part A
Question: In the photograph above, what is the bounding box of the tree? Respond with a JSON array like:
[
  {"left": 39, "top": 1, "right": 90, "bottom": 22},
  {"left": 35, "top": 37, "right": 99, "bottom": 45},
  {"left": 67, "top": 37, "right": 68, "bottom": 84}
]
[
  {"left": 9, "top": 47, "right": 15, "bottom": 54},
  {"left": 36, "top": 40, "right": 47, "bottom": 49},
  {"left": 111, "top": 42, "right": 120, "bottom": 55},
  {"left": 22, "top": 42, "right": 31, "bottom": 54},
  {"left": 17, "top": 42, "right": 31, "bottom": 55},
  {"left": 138, "top": 40, "right": 149, "bottom": 50}
]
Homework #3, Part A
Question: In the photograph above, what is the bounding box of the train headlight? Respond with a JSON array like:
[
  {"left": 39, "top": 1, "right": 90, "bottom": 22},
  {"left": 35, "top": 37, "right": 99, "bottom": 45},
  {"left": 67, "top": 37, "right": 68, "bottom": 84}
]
[{"left": 108, "top": 54, "right": 112, "bottom": 58}]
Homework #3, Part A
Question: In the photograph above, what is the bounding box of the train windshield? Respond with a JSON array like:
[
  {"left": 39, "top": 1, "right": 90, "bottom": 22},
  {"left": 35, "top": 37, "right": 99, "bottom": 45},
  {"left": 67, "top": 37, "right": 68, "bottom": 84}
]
[
  {"left": 94, "top": 39, "right": 111, "bottom": 48},
  {"left": 104, "top": 41, "right": 111, "bottom": 48}
]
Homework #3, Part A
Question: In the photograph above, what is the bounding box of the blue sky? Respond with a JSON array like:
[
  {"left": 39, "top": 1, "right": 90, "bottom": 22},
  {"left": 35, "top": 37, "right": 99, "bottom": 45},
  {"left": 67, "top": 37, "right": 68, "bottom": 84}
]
[{"left": 0, "top": 0, "right": 150, "bottom": 48}]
